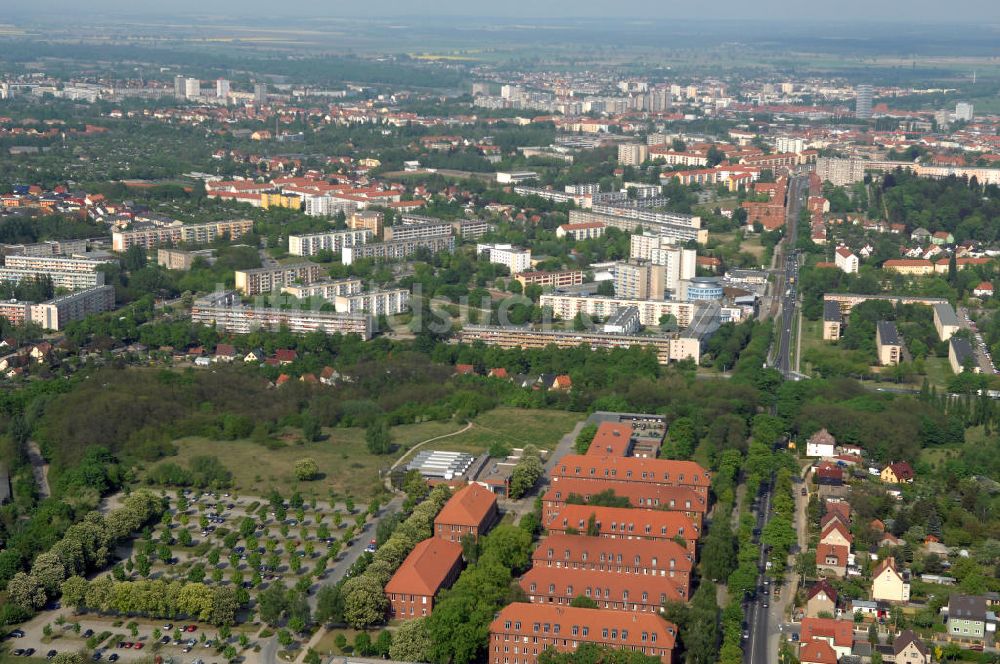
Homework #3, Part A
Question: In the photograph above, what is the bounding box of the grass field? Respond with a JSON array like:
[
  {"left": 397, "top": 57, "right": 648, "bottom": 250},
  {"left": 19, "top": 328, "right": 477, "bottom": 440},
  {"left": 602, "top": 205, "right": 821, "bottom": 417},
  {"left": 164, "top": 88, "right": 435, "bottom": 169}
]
[
  {"left": 922, "top": 356, "right": 954, "bottom": 390},
  {"left": 739, "top": 235, "right": 766, "bottom": 262},
  {"left": 799, "top": 318, "right": 826, "bottom": 376},
  {"left": 148, "top": 408, "right": 582, "bottom": 499}
]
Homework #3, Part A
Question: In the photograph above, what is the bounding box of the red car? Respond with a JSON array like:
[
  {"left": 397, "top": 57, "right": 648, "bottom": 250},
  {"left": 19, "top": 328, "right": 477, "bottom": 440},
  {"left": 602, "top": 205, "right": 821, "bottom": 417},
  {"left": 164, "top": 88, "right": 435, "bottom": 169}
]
[
  {"left": 184, "top": 626, "right": 197, "bottom": 633},
  {"left": 133, "top": 644, "right": 144, "bottom": 651}
]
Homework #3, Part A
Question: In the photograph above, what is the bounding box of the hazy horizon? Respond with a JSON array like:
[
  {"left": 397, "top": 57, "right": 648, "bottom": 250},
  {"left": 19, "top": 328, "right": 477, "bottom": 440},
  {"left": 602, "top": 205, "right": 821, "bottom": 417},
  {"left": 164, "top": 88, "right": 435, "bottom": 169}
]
[{"left": 7, "top": 0, "right": 1000, "bottom": 23}]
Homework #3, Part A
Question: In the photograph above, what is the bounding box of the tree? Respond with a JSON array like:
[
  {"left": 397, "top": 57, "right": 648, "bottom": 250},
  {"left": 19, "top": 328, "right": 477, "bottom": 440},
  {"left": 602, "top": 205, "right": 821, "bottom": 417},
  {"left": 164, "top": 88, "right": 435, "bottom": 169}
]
[
  {"left": 509, "top": 447, "right": 543, "bottom": 499},
  {"left": 7, "top": 572, "right": 47, "bottom": 610},
  {"left": 342, "top": 575, "right": 389, "bottom": 628},
  {"left": 570, "top": 595, "right": 598, "bottom": 608},
  {"left": 294, "top": 458, "right": 320, "bottom": 481},
  {"left": 258, "top": 582, "right": 288, "bottom": 626},
  {"left": 301, "top": 417, "right": 322, "bottom": 443},
  {"left": 390, "top": 617, "right": 432, "bottom": 662},
  {"left": 365, "top": 419, "right": 392, "bottom": 455},
  {"left": 354, "top": 632, "right": 372, "bottom": 657},
  {"left": 702, "top": 521, "right": 738, "bottom": 582},
  {"left": 665, "top": 417, "right": 697, "bottom": 460},
  {"left": 61, "top": 576, "right": 89, "bottom": 610},
  {"left": 315, "top": 586, "right": 344, "bottom": 624}
]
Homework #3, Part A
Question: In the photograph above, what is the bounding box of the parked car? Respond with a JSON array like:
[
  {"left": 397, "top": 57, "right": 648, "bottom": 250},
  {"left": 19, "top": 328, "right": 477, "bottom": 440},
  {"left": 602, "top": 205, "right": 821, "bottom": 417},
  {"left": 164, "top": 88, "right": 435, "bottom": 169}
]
[
  {"left": 91, "top": 652, "right": 102, "bottom": 661},
  {"left": 47, "top": 651, "right": 58, "bottom": 659},
  {"left": 108, "top": 655, "right": 119, "bottom": 662},
  {"left": 8, "top": 630, "right": 26, "bottom": 639},
  {"left": 12, "top": 650, "right": 24, "bottom": 657}
]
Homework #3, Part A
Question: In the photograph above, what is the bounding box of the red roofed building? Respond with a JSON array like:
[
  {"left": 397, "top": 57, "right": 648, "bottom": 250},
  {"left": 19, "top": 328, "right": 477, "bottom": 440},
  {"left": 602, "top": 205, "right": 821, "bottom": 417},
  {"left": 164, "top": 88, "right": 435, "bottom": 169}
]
[
  {"left": 488, "top": 604, "right": 676, "bottom": 664},
  {"left": 973, "top": 281, "right": 994, "bottom": 298},
  {"left": 799, "top": 618, "right": 854, "bottom": 659},
  {"left": 806, "top": 580, "right": 838, "bottom": 618},
  {"left": 543, "top": 478, "right": 707, "bottom": 526},
  {"left": 585, "top": 422, "right": 635, "bottom": 457},
  {"left": 520, "top": 565, "right": 687, "bottom": 609},
  {"left": 531, "top": 534, "right": 693, "bottom": 592},
  {"left": 434, "top": 483, "right": 499, "bottom": 543},
  {"left": 384, "top": 537, "right": 463, "bottom": 619},
  {"left": 545, "top": 505, "right": 699, "bottom": 555},
  {"left": 552, "top": 455, "right": 710, "bottom": 496},
  {"left": 799, "top": 639, "right": 838, "bottom": 664},
  {"left": 274, "top": 348, "right": 297, "bottom": 365},
  {"left": 454, "top": 363, "right": 476, "bottom": 375},
  {"left": 815, "top": 461, "right": 843, "bottom": 486}
]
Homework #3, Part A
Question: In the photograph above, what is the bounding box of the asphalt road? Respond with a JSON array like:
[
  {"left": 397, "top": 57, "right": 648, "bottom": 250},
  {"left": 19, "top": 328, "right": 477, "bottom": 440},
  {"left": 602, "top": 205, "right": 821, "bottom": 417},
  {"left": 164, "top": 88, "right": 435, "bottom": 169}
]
[
  {"left": 773, "top": 174, "right": 807, "bottom": 377},
  {"left": 743, "top": 478, "right": 775, "bottom": 664}
]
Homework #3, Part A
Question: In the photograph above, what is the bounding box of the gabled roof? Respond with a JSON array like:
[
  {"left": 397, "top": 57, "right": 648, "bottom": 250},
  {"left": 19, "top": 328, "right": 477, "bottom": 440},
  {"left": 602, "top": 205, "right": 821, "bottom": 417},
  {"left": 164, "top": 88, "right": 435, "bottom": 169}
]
[
  {"left": 948, "top": 594, "right": 987, "bottom": 622},
  {"left": 808, "top": 428, "right": 836, "bottom": 447},
  {"left": 554, "top": 454, "right": 711, "bottom": 488},
  {"left": 545, "top": 478, "right": 707, "bottom": 515},
  {"left": 532, "top": 534, "right": 692, "bottom": 575},
  {"left": 434, "top": 483, "right": 496, "bottom": 528},
  {"left": 807, "top": 579, "right": 838, "bottom": 605},
  {"left": 800, "top": 639, "right": 838, "bottom": 664},
  {"left": 816, "top": 542, "right": 848, "bottom": 567},
  {"left": 214, "top": 343, "right": 236, "bottom": 357},
  {"left": 893, "top": 629, "right": 928, "bottom": 656},
  {"left": 800, "top": 617, "right": 854, "bottom": 647},
  {"left": 547, "top": 504, "right": 699, "bottom": 542},
  {"left": 520, "top": 564, "right": 687, "bottom": 603},
  {"left": 884, "top": 461, "right": 914, "bottom": 481},
  {"left": 489, "top": 604, "right": 676, "bottom": 652},
  {"left": 873, "top": 556, "right": 903, "bottom": 581},
  {"left": 384, "top": 537, "right": 463, "bottom": 596},
  {"left": 820, "top": 519, "right": 853, "bottom": 544},
  {"left": 274, "top": 348, "right": 297, "bottom": 362}
]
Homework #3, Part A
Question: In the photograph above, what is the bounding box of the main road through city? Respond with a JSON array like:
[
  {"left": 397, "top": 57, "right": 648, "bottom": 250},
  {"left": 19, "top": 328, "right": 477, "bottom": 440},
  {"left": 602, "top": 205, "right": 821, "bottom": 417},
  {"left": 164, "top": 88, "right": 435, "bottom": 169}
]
[{"left": 773, "top": 174, "right": 807, "bottom": 376}]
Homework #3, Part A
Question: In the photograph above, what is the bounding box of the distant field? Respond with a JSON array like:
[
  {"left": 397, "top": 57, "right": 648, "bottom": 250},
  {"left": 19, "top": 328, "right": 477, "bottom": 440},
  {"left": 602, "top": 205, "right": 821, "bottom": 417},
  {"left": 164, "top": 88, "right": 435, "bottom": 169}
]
[
  {"left": 739, "top": 236, "right": 766, "bottom": 262},
  {"left": 146, "top": 407, "right": 581, "bottom": 499},
  {"left": 922, "top": 356, "right": 954, "bottom": 390}
]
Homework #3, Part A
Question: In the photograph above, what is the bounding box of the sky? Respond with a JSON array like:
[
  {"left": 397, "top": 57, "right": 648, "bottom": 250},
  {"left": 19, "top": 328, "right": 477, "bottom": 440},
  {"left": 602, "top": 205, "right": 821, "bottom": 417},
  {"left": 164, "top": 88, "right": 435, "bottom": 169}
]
[{"left": 13, "top": 0, "right": 1000, "bottom": 22}]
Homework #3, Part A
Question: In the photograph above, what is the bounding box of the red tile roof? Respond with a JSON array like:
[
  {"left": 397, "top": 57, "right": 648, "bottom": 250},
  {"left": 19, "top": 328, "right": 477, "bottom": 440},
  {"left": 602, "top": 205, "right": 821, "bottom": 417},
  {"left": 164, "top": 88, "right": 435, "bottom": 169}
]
[
  {"left": 585, "top": 422, "right": 634, "bottom": 457},
  {"left": 553, "top": 455, "right": 710, "bottom": 489},
  {"left": 807, "top": 579, "right": 838, "bottom": 604},
  {"left": 489, "top": 604, "right": 676, "bottom": 655},
  {"left": 532, "top": 534, "right": 693, "bottom": 577},
  {"left": 520, "top": 565, "right": 687, "bottom": 604},
  {"left": 544, "top": 478, "right": 707, "bottom": 515},
  {"left": 800, "top": 618, "right": 854, "bottom": 648},
  {"left": 434, "top": 483, "right": 497, "bottom": 528},
  {"left": 384, "top": 537, "right": 463, "bottom": 596},
  {"left": 546, "top": 505, "right": 699, "bottom": 544},
  {"left": 800, "top": 639, "right": 838, "bottom": 664}
]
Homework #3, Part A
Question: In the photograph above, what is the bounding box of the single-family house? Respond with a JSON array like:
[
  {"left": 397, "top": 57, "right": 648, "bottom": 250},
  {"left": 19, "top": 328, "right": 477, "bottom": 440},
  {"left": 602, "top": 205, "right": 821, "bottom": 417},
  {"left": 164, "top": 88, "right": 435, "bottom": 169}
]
[
  {"left": 892, "top": 630, "right": 931, "bottom": 664},
  {"left": 806, "top": 580, "right": 838, "bottom": 618},
  {"left": 274, "top": 349, "right": 298, "bottom": 365},
  {"left": 806, "top": 429, "right": 837, "bottom": 458},
  {"left": 244, "top": 348, "right": 265, "bottom": 363},
  {"left": 880, "top": 462, "right": 915, "bottom": 484},
  {"left": 872, "top": 557, "right": 910, "bottom": 603},
  {"left": 948, "top": 594, "right": 987, "bottom": 640},
  {"left": 799, "top": 639, "right": 837, "bottom": 664},
  {"left": 214, "top": 343, "right": 237, "bottom": 362},
  {"left": 799, "top": 618, "right": 854, "bottom": 659}
]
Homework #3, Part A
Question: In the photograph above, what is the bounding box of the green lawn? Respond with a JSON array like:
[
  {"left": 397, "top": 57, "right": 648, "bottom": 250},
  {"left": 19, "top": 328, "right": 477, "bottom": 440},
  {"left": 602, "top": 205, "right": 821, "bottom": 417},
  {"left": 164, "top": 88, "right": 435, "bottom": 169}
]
[
  {"left": 922, "top": 356, "right": 954, "bottom": 391},
  {"left": 799, "top": 318, "right": 826, "bottom": 376},
  {"left": 145, "top": 408, "right": 581, "bottom": 499}
]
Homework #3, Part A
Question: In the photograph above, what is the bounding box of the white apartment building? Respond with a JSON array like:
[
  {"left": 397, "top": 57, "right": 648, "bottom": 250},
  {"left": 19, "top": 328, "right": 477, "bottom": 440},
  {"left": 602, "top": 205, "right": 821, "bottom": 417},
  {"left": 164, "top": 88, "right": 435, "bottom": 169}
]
[
  {"left": 334, "top": 289, "right": 410, "bottom": 316},
  {"left": 29, "top": 285, "right": 116, "bottom": 331},
  {"left": 775, "top": 136, "right": 805, "bottom": 154},
  {"left": 216, "top": 78, "right": 230, "bottom": 100},
  {"left": 556, "top": 222, "right": 606, "bottom": 241},
  {"left": 0, "top": 267, "right": 104, "bottom": 291},
  {"left": 184, "top": 77, "right": 200, "bottom": 99},
  {"left": 613, "top": 260, "right": 666, "bottom": 300},
  {"left": 540, "top": 293, "right": 695, "bottom": 328},
  {"left": 288, "top": 229, "right": 373, "bottom": 257},
  {"left": 191, "top": 291, "right": 373, "bottom": 339},
  {"left": 3, "top": 254, "right": 113, "bottom": 274},
  {"left": 234, "top": 263, "right": 326, "bottom": 296},
  {"left": 280, "top": 278, "right": 364, "bottom": 300},
  {"left": 384, "top": 216, "right": 453, "bottom": 242},
  {"left": 112, "top": 219, "right": 255, "bottom": 252},
  {"left": 477, "top": 243, "right": 531, "bottom": 274},
  {"left": 617, "top": 143, "right": 649, "bottom": 166},
  {"left": 834, "top": 246, "right": 859, "bottom": 274},
  {"left": 303, "top": 195, "right": 359, "bottom": 218},
  {"left": 343, "top": 236, "right": 455, "bottom": 265},
  {"left": 630, "top": 234, "right": 697, "bottom": 291}
]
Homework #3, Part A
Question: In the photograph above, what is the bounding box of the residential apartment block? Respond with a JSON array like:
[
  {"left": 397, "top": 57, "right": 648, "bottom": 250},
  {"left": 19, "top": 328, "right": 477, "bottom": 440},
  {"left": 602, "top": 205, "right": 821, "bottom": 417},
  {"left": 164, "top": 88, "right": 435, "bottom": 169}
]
[
  {"left": 287, "top": 229, "right": 372, "bottom": 257},
  {"left": 454, "top": 325, "right": 701, "bottom": 365},
  {"left": 531, "top": 534, "right": 692, "bottom": 590},
  {"left": 3, "top": 254, "right": 114, "bottom": 274},
  {"left": 112, "top": 219, "right": 254, "bottom": 252},
  {"left": 519, "top": 565, "right": 687, "bottom": 609},
  {"left": 191, "top": 291, "right": 372, "bottom": 339},
  {"left": 477, "top": 243, "right": 532, "bottom": 274},
  {"left": 629, "top": 235, "right": 696, "bottom": 291},
  {"left": 334, "top": 288, "right": 410, "bottom": 316},
  {"left": 933, "top": 302, "right": 960, "bottom": 342},
  {"left": 569, "top": 208, "right": 707, "bottom": 244},
  {"left": 834, "top": 246, "right": 858, "bottom": 274},
  {"left": 551, "top": 456, "right": 711, "bottom": 496},
  {"left": 544, "top": 504, "right": 699, "bottom": 555},
  {"left": 234, "top": 263, "right": 326, "bottom": 296},
  {"left": 514, "top": 270, "right": 585, "bottom": 290},
  {"left": 434, "top": 483, "right": 499, "bottom": 543},
  {"left": 556, "top": 222, "right": 606, "bottom": 241},
  {"left": 385, "top": 215, "right": 454, "bottom": 242},
  {"left": 28, "top": 286, "right": 116, "bottom": 331},
  {"left": 617, "top": 143, "right": 649, "bottom": 166},
  {"left": 343, "top": 235, "right": 455, "bottom": 265},
  {"left": 0, "top": 267, "right": 105, "bottom": 291},
  {"left": 613, "top": 260, "right": 665, "bottom": 300},
  {"left": 876, "top": 321, "right": 902, "bottom": 366},
  {"left": 280, "top": 278, "right": 364, "bottom": 300},
  {"left": 384, "top": 538, "right": 463, "bottom": 620},
  {"left": 540, "top": 294, "right": 695, "bottom": 328},
  {"left": 542, "top": 478, "right": 707, "bottom": 526},
  {"left": 823, "top": 301, "right": 843, "bottom": 341},
  {"left": 488, "top": 604, "right": 676, "bottom": 664},
  {"left": 348, "top": 210, "right": 384, "bottom": 237},
  {"left": 157, "top": 248, "right": 216, "bottom": 271}
]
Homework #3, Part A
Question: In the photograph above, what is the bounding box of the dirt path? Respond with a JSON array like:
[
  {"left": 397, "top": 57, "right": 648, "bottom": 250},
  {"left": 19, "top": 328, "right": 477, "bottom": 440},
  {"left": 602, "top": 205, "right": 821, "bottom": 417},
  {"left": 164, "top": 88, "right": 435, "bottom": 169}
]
[{"left": 26, "top": 440, "right": 50, "bottom": 499}]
